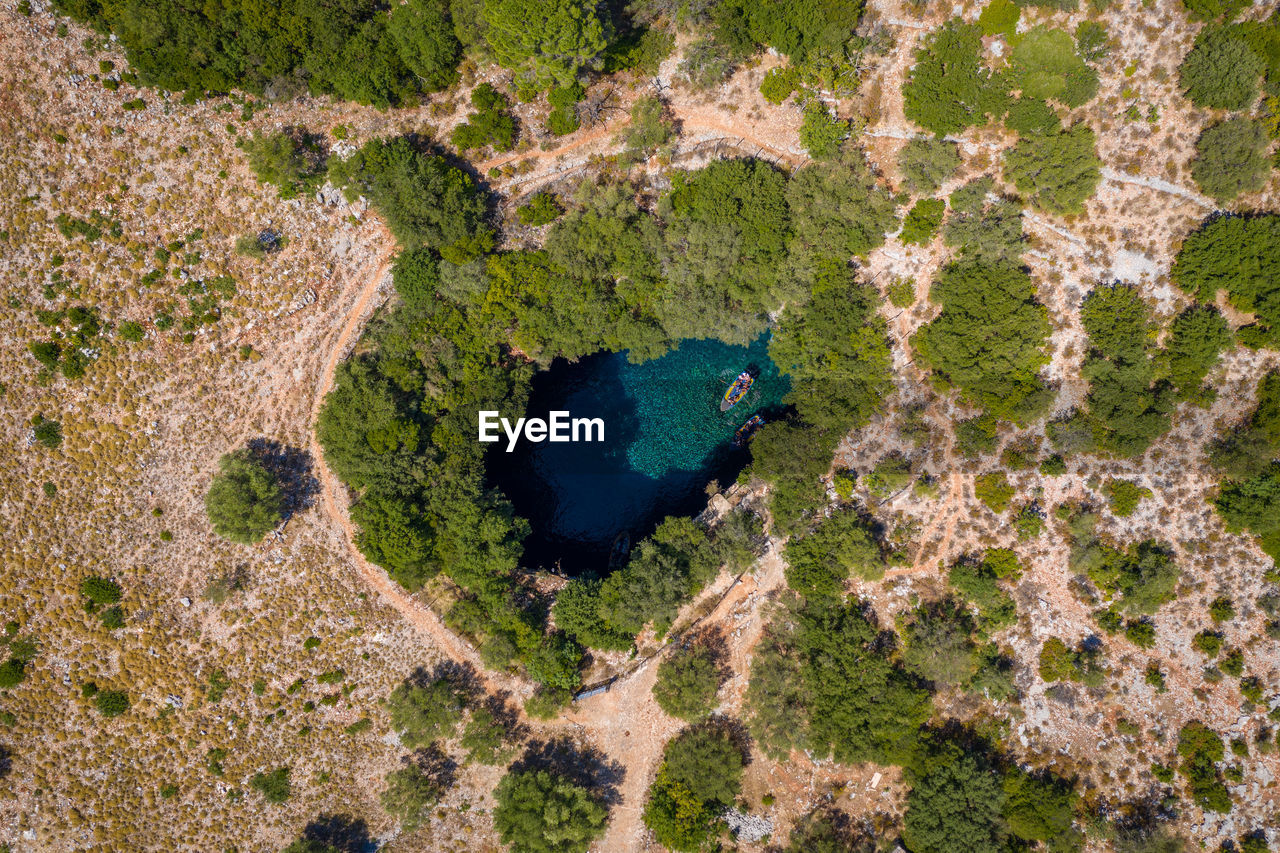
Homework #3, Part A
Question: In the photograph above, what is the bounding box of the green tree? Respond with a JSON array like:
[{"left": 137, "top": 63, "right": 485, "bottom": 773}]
[
  {"left": 381, "top": 761, "right": 447, "bottom": 830},
  {"left": 1104, "top": 479, "right": 1152, "bottom": 517},
  {"left": 1214, "top": 464, "right": 1280, "bottom": 561},
  {"left": 784, "top": 506, "right": 884, "bottom": 598},
  {"left": 204, "top": 449, "right": 284, "bottom": 545},
  {"left": 242, "top": 129, "right": 326, "bottom": 200},
  {"left": 387, "top": 0, "right": 462, "bottom": 92},
  {"left": 1001, "top": 767, "right": 1077, "bottom": 843},
  {"left": 769, "top": 261, "right": 893, "bottom": 433},
  {"left": 901, "top": 198, "right": 945, "bottom": 245},
  {"left": 913, "top": 259, "right": 1050, "bottom": 420},
  {"left": 461, "top": 705, "right": 517, "bottom": 765},
  {"left": 1177, "top": 721, "right": 1231, "bottom": 812},
  {"left": 482, "top": 0, "right": 610, "bottom": 87},
  {"left": 903, "top": 20, "right": 989, "bottom": 135},
  {"left": 653, "top": 643, "right": 724, "bottom": 721},
  {"left": 799, "top": 102, "right": 849, "bottom": 160},
  {"left": 597, "top": 516, "right": 716, "bottom": 638},
  {"left": 744, "top": 622, "right": 809, "bottom": 761},
  {"left": 328, "top": 136, "right": 491, "bottom": 259},
  {"left": 619, "top": 95, "right": 674, "bottom": 162},
  {"left": 1087, "top": 540, "right": 1180, "bottom": 615},
  {"left": 386, "top": 677, "right": 466, "bottom": 748},
  {"left": 1163, "top": 304, "right": 1231, "bottom": 399},
  {"left": 1076, "top": 284, "right": 1173, "bottom": 456},
  {"left": 1003, "top": 124, "right": 1101, "bottom": 216},
  {"left": 898, "top": 138, "right": 962, "bottom": 195},
  {"left": 1172, "top": 214, "right": 1280, "bottom": 348},
  {"left": 660, "top": 721, "right": 745, "bottom": 808},
  {"left": 903, "top": 741, "right": 1008, "bottom": 853},
  {"left": 900, "top": 599, "right": 980, "bottom": 686},
  {"left": 1179, "top": 27, "right": 1263, "bottom": 110},
  {"left": 1182, "top": 0, "right": 1249, "bottom": 21},
  {"left": 1191, "top": 117, "right": 1269, "bottom": 204},
  {"left": 451, "top": 83, "right": 517, "bottom": 152},
  {"left": 943, "top": 178, "right": 1025, "bottom": 263},
  {"left": 492, "top": 768, "right": 608, "bottom": 853}
]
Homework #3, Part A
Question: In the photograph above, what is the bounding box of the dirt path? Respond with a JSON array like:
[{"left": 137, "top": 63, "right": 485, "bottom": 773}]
[
  {"left": 305, "top": 225, "right": 527, "bottom": 697},
  {"left": 568, "top": 542, "right": 789, "bottom": 850}
]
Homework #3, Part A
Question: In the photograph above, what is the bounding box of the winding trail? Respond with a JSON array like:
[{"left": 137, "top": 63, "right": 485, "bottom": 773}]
[{"left": 305, "top": 225, "right": 526, "bottom": 698}]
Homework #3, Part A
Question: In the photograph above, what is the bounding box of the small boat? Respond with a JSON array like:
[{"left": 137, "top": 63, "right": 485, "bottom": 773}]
[
  {"left": 608, "top": 531, "right": 630, "bottom": 570},
  {"left": 733, "top": 414, "right": 765, "bottom": 446},
  {"left": 720, "top": 371, "right": 754, "bottom": 411}
]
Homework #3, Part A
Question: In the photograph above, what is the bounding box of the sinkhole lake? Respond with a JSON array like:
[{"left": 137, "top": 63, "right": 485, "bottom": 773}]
[{"left": 489, "top": 335, "right": 789, "bottom": 574}]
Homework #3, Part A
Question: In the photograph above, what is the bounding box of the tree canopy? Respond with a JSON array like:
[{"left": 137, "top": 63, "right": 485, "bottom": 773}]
[
  {"left": 482, "top": 0, "right": 611, "bottom": 87},
  {"left": 204, "top": 449, "right": 284, "bottom": 544},
  {"left": 1179, "top": 26, "right": 1264, "bottom": 110},
  {"left": 903, "top": 20, "right": 988, "bottom": 135},
  {"left": 912, "top": 258, "right": 1051, "bottom": 422},
  {"left": 1003, "top": 124, "right": 1101, "bottom": 216},
  {"left": 1191, "top": 117, "right": 1270, "bottom": 204},
  {"left": 493, "top": 768, "right": 609, "bottom": 853}
]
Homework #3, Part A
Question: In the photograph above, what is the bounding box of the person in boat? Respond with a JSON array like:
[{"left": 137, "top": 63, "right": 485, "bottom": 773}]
[
  {"left": 720, "top": 371, "right": 754, "bottom": 411},
  {"left": 733, "top": 414, "right": 765, "bottom": 446}
]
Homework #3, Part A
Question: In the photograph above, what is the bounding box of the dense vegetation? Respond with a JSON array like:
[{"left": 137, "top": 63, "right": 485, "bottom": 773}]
[{"left": 204, "top": 449, "right": 285, "bottom": 544}]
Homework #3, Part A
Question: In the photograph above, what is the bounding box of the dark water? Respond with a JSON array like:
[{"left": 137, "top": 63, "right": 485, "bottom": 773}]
[{"left": 489, "top": 336, "right": 789, "bottom": 574}]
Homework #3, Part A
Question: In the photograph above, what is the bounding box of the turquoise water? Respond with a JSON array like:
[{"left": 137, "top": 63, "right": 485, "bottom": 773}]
[{"left": 490, "top": 335, "right": 789, "bottom": 574}]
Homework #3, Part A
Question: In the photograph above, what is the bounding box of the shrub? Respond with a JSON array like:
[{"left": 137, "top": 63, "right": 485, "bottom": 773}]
[
  {"left": 901, "top": 599, "right": 979, "bottom": 686},
  {"left": 80, "top": 576, "right": 122, "bottom": 606},
  {"left": 799, "top": 102, "right": 849, "bottom": 160},
  {"left": 975, "top": 471, "right": 1015, "bottom": 514},
  {"left": 451, "top": 83, "right": 517, "bottom": 152},
  {"left": 898, "top": 138, "right": 962, "bottom": 195},
  {"left": 0, "top": 659, "right": 26, "bottom": 689},
  {"left": 386, "top": 677, "right": 465, "bottom": 748},
  {"left": 1191, "top": 117, "right": 1269, "bottom": 204},
  {"left": 653, "top": 644, "right": 724, "bottom": 721},
  {"left": 760, "top": 66, "right": 800, "bottom": 103},
  {"left": 1177, "top": 722, "right": 1230, "bottom": 812},
  {"left": 1105, "top": 479, "right": 1152, "bottom": 517},
  {"left": 381, "top": 761, "right": 448, "bottom": 830},
  {"left": 978, "top": 0, "right": 1020, "bottom": 37},
  {"left": 784, "top": 506, "right": 885, "bottom": 598},
  {"left": 118, "top": 321, "right": 145, "bottom": 342},
  {"left": 901, "top": 198, "right": 945, "bottom": 245},
  {"left": 204, "top": 449, "right": 285, "bottom": 544},
  {"left": 1193, "top": 630, "right": 1223, "bottom": 658},
  {"left": 242, "top": 129, "right": 326, "bottom": 199},
  {"left": 517, "top": 193, "right": 563, "bottom": 227},
  {"left": 250, "top": 766, "right": 291, "bottom": 804},
  {"left": 95, "top": 690, "right": 130, "bottom": 717},
  {"left": 1007, "top": 26, "right": 1099, "bottom": 107},
  {"left": 32, "top": 415, "right": 62, "bottom": 449},
  {"left": 1209, "top": 595, "right": 1235, "bottom": 623}
]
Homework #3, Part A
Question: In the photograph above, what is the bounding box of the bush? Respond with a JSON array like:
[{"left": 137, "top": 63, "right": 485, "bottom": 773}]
[
  {"left": 760, "top": 66, "right": 800, "bottom": 103},
  {"left": 902, "top": 741, "right": 1007, "bottom": 853},
  {"left": 0, "top": 659, "right": 26, "bottom": 689},
  {"left": 619, "top": 95, "right": 673, "bottom": 161},
  {"left": 1177, "top": 722, "right": 1230, "bottom": 812},
  {"left": 1182, "top": 0, "right": 1249, "bottom": 20},
  {"left": 975, "top": 471, "right": 1015, "bottom": 514},
  {"left": 1209, "top": 595, "right": 1235, "bottom": 623},
  {"left": 482, "top": 0, "right": 609, "bottom": 88},
  {"left": 517, "top": 193, "right": 563, "bottom": 227},
  {"left": 32, "top": 415, "right": 62, "bottom": 449},
  {"left": 118, "top": 321, "right": 145, "bottom": 342},
  {"left": 493, "top": 768, "right": 608, "bottom": 853},
  {"left": 242, "top": 129, "right": 326, "bottom": 199},
  {"left": 381, "top": 761, "right": 448, "bottom": 830},
  {"left": 1191, "top": 117, "right": 1269, "bottom": 204},
  {"left": 901, "top": 143, "right": 961, "bottom": 202},
  {"left": 799, "top": 102, "right": 849, "bottom": 161},
  {"left": 1003, "top": 124, "right": 1101, "bottom": 216},
  {"left": 250, "top": 766, "right": 291, "bottom": 804},
  {"left": 653, "top": 644, "right": 724, "bottom": 721},
  {"left": 1192, "top": 629, "right": 1223, "bottom": 658},
  {"left": 978, "top": 0, "right": 1019, "bottom": 38},
  {"left": 386, "top": 677, "right": 466, "bottom": 748},
  {"left": 80, "top": 576, "right": 122, "bottom": 606},
  {"left": 451, "top": 83, "right": 517, "bottom": 152},
  {"left": 1104, "top": 479, "right": 1152, "bottom": 517},
  {"left": 901, "top": 198, "right": 945, "bottom": 245},
  {"left": 1164, "top": 304, "right": 1231, "bottom": 399},
  {"left": 205, "top": 449, "right": 285, "bottom": 544},
  {"left": 1179, "top": 27, "right": 1263, "bottom": 110},
  {"left": 94, "top": 690, "right": 130, "bottom": 717}
]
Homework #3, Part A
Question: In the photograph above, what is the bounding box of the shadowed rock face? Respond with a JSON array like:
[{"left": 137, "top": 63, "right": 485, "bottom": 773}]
[{"left": 489, "top": 335, "right": 788, "bottom": 574}]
